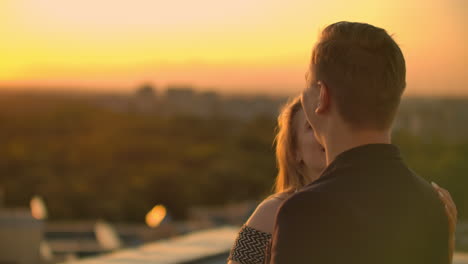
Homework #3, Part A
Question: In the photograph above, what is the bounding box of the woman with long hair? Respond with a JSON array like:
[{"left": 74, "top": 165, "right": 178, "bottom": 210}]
[{"left": 227, "top": 96, "right": 457, "bottom": 264}]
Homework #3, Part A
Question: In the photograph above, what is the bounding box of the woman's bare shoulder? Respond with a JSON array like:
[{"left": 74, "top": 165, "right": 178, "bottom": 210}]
[{"left": 245, "top": 193, "right": 290, "bottom": 234}]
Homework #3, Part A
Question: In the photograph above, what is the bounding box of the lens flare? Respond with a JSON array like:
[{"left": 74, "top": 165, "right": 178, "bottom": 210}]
[
  {"left": 30, "top": 195, "right": 47, "bottom": 220},
  {"left": 145, "top": 204, "right": 167, "bottom": 228}
]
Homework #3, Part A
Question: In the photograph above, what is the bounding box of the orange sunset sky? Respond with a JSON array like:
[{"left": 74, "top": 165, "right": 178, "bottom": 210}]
[{"left": 0, "top": 0, "right": 466, "bottom": 96}]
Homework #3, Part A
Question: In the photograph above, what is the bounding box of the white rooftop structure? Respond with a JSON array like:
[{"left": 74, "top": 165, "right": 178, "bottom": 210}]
[
  {"left": 0, "top": 209, "right": 44, "bottom": 264},
  {"left": 64, "top": 226, "right": 238, "bottom": 264},
  {"left": 62, "top": 225, "right": 468, "bottom": 264}
]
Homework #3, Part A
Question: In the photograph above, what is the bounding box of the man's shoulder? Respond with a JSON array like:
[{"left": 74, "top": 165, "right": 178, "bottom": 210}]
[{"left": 278, "top": 187, "right": 339, "bottom": 215}]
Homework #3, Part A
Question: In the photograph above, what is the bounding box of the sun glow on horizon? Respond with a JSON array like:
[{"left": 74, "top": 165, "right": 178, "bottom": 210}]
[{"left": 1, "top": 0, "right": 466, "bottom": 95}]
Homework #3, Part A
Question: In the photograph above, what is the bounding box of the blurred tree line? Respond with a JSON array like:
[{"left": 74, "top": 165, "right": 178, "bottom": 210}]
[
  {"left": 0, "top": 93, "right": 277, "bottom": 221},
  {"left": 0, "top": 92, "right": 466, "bottom": 222}
]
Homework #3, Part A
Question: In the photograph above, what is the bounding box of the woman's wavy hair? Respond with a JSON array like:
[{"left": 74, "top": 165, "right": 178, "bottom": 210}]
[{"left": 273, "top": 96, "right": 309, "bottom": 194}]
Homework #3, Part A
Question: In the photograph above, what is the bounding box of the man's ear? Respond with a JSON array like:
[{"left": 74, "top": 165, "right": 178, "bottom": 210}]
[{"left": 315, "top": 81, "right": 330, "bottom": 114}]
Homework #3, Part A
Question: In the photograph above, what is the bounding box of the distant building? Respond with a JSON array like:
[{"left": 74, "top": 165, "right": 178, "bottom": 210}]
[
  {"left": 136, "top": 84, "right": 157, "bottom": 99},
  {"left": 133, "top": 84, "right": 158, "bottom": 113},
  {"left": 165, "top": 86, "right": 195, "bottom": 104}
]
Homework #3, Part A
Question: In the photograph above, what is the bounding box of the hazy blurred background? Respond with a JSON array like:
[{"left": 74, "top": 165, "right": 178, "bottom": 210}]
[{"left": 0, "top": 0, "right": 467, "bottom": 263}]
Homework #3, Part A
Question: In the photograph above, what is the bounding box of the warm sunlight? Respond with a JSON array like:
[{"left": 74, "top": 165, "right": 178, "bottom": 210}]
[{"left": 0, "top": 0, "right": 466, "bottom": 95}]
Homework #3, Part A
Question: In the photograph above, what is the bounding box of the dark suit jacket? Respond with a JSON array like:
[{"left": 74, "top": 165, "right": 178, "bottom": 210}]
[{"left": 268, "top": 144, "right": 449, "bottom": 264}]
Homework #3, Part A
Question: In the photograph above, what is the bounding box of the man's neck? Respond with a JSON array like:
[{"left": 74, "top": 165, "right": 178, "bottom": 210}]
[{"left": 323, "top": 126, "right": 391, "bottom": 166}]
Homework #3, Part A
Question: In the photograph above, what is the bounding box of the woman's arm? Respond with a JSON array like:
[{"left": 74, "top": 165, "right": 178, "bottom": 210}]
[
  {"left": 432, "top": 182, "right": 457, "bottom": 264},
  {"left": 227, "top": 196, "right": 285, "bottom": 264}
]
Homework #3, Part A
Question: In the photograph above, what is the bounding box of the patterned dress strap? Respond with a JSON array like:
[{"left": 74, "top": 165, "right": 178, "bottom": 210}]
[{"left": 228, "top": 225, "right": 272, "bottom": 264}]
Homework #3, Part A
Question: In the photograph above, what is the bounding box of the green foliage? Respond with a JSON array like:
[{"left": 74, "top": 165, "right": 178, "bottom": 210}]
[
  {"left": 0, "top": 94, "right": 467, "bottom": 222},
  {"left": 394, "top": 130, "right": 468, "bottom": 219},
  {"left": 0, "top": 95, "right": 277, "bottom": 221}
]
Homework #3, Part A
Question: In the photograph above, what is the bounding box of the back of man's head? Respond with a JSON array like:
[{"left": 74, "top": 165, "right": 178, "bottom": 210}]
[{"left": 310, "top": 21, "right": 406, "bottom": 130}]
